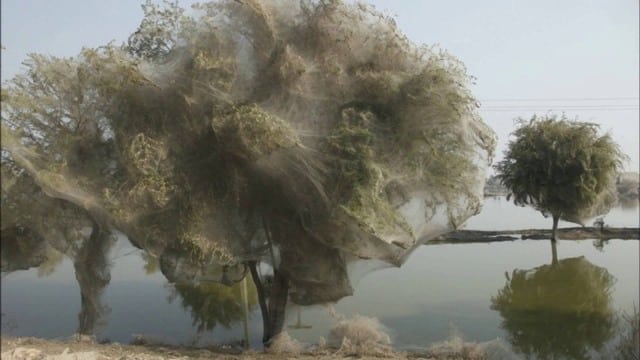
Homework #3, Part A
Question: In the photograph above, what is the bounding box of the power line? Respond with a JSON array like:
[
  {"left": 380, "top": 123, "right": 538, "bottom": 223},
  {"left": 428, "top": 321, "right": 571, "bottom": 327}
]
[
  {"left": 480, "top": 108, "right": 638, "bottom": 112},
  {"left": 482, "top": 105, "right": 639, "bottom": 109},
  {"left": 477, "top": 97, "right": 639, "bottom": 112},
  {"left": 480, "top": 97, "right": 639, "bottom": 102}
]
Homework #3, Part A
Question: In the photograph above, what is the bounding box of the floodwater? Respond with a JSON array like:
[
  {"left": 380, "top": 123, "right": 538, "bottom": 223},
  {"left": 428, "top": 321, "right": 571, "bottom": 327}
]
[{"left": 1, "top": 197, "right": 639, "bottom": 359}]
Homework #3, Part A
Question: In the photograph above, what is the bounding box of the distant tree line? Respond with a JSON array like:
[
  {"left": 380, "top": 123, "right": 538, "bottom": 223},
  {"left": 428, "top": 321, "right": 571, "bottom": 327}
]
[{"left": 485, "top": 172, "right": 638, "bottom": 203}]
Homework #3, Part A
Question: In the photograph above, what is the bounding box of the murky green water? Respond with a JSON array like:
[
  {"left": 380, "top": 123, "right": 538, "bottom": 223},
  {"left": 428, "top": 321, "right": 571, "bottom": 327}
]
[{"left": 2, "top": 197, "right": 638, "bottom": 358}]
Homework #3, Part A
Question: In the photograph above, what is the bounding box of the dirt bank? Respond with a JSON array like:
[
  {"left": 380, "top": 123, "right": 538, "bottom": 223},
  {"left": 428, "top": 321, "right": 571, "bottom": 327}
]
[
  {"left": 430, "top": 226, "right": 640, "bottom": 244},
  {"left": 1, "top": 336, "right": 453, "bottom": 360}
]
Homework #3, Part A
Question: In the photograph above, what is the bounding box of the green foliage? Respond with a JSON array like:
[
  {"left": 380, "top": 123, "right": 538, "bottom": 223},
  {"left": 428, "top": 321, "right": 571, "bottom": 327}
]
[
  {"left": 0, "top": 226, "right": 48, "bottom": 272},
  {"left": 491, "top": 257, "right": 617, "bottom": 360},
  {"left": 327, "top": 108, "right": 412, "bottom": 237},
  {"left": 126, "top": 0, "right": 185, "bottom": 60},
  {"left": 495, "top": 115, "right": 625, "bottom": 225},
  {"left": 212, "top": 105, "right": 299, "bottom": 162},
  {"left": 1, "top": 160, "right": 94, "bottom": 256}
]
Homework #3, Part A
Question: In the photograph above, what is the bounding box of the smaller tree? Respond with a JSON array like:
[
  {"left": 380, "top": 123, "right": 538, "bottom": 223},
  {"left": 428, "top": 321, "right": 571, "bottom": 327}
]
[{"left": 495, "top": 115, "right": 625, "bottom": 241}]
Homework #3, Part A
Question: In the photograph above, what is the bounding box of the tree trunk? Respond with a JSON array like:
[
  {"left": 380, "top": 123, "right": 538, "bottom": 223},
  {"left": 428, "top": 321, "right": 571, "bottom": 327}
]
[
  {"left": 551, "top": 214, "right": 560, "bottom": 241},
  {"left": 248, "top": 260, "right": 271, "bottom": 343},
  {"left": 250, "top": 218, "right": 291, "bottom": 347},
  {"left": 550, "top": 238, "right": 558, "bottom": 266},
  {"left": 248, "top": 259, "right": 290, "bottom": 346},
  {"left": 550, "top": 214, "right": 559, "bottom": 266},
  {"left": 75, "top": 222, "right": 112, "bottom": 335},
  {"left": 265, "top": 269, "right": 289, "bottom": 346}
]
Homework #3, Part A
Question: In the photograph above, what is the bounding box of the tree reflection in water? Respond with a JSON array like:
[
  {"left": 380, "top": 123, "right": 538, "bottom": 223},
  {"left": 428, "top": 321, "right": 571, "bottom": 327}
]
[
  {"left": 1, "top": 218, "right": 258, "bottom": 340},
  {"left": 159, "top": 246, "right": 258, "bottom": 341},
  {"left": 167, "top": 280, "right": 258, "bottom": 334},
  {"left": 491, "top": 256, "right": 617, "bottom": 360}
]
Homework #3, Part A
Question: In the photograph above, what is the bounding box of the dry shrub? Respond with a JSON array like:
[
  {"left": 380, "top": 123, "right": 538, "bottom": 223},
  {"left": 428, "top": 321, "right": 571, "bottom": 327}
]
[
  {"left": 265, "top": 331, "right": 303, "bottom": 354},
  {"left": 328, "top": 315, "right": 394, "bottom": 357}
]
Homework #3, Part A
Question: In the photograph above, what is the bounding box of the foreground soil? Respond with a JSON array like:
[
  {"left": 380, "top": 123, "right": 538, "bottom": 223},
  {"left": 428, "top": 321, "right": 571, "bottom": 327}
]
[{"left": 1, "top": 336, "right": 453, "bottom": 360}]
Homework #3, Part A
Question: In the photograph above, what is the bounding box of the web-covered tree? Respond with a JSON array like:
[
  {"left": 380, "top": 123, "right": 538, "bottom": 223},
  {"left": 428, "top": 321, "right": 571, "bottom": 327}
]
[
  {"left": 1, "top": 162, "right": 115, "bottom": 335},
  {"left": 1, "top": 0, "right": 495, "bottom": 344},
  {"left": 495, "top": 115, "right": 625, "bottom": 241}
]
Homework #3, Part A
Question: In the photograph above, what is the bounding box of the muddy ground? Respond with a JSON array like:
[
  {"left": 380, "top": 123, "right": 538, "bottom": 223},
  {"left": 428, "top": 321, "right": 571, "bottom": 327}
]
[{"left": 2, "top": 336, "right": 489, "bottom": 360}]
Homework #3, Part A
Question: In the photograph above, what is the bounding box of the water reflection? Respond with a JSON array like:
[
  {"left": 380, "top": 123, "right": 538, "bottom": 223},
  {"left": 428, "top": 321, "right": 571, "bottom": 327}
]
[
  {"left": 491, "top": 256, "right": 617, "bottom": 359},
  {"left": 167, "top": 280, "right": 257, "bottom": 333},
  {"left": 1, "top": 194, "right": 637, "bottom": 350},
  {"left": 1, "top": 223, "right": 257, "bottom": 341},
  {"left": 156, "top": 245, "right": 256, "bottom": 342}
]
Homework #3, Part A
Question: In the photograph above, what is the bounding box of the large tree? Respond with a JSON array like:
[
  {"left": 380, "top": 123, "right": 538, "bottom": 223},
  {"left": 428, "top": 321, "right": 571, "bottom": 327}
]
[
  {"left": 495, "top": 115, "right": 625, "bottom": 241},
  {"left": 1, "top": 0, "right": 495, "bottom": 344}
]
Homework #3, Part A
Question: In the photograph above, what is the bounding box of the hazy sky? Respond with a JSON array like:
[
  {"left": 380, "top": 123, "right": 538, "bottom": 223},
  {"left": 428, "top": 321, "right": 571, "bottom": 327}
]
[{"left": 2, "top": 0, "right": 638, "bottom": 171}]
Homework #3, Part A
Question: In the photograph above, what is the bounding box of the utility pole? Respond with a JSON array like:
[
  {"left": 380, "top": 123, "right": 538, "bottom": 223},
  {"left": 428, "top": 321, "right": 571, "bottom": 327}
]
[{"left": 288, "top": 307, "right": 312, "bottom": 330}]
